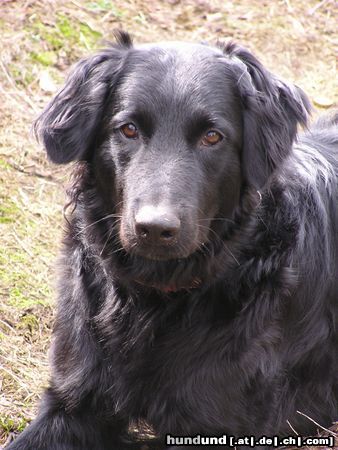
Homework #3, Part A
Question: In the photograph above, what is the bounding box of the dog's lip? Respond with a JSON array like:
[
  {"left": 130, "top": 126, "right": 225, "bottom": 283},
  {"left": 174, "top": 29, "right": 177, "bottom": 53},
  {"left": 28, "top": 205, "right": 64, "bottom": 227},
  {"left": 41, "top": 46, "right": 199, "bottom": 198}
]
[
  {"left": 121, "top": 239, "right": 208, "bottom": 261},
  {"left": 130, "top": 250, "right": 189, "bottom": 261},
  {"left": 127, "top": 244, "right": 197, "bottom": 261}
]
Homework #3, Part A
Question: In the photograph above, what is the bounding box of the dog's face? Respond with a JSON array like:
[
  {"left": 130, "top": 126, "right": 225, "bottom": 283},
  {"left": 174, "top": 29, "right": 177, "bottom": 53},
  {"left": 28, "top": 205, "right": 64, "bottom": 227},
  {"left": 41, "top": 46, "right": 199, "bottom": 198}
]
[
  {"left": 36, "top": 33, "right": 309, "bottom": 264},
  {"left": 109, "top": 42, "right": 243, "bottom": 260}
]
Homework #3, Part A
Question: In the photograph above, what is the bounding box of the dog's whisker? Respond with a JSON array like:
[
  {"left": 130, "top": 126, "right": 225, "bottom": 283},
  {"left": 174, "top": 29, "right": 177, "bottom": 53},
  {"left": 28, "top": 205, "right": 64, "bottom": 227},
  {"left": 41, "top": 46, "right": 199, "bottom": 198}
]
[
  {"left": 110, "top": 246, "right": 126, "bottom": 255},
  {"left": 197, "top": 223, "right": 222, "bottom": 242},
  {"left": 198, "top": 217, "right": 236, "bottom": 224},
  {"left": 76, "top": 214, "right": 122, "bottom": 236},
  {"left": 221, "top": 241, "right": 240, "bottom": 267},
  {"left": 197, "top": 223, "right": 240, "bottom": 266}
]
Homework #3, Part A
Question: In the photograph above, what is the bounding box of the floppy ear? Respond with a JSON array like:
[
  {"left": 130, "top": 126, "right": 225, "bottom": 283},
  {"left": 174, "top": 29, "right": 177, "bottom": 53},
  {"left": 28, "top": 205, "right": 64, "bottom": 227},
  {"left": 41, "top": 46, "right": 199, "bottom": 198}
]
[
  {"left": 223, "top": 43, "right": 311, "bottom": 189},
  {"left": 35, "top": 34, "right": 132, "bottom": 164}
]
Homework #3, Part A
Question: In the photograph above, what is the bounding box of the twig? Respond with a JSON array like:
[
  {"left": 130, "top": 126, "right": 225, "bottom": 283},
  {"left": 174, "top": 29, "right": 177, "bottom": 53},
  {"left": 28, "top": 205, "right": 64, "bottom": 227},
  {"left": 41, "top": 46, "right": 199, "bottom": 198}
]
[
  {"left": 308, "top": 0, "right": 331, "bottom": 15},
  {"left": 296, "top": 410, "right": 338, "bottom": 437},
  {"left": 0, "top": 59, "right": 39, "bottom": 113},
  {"left": 8, "top": 161, "right": 59, "bottom": 183},
  {"left": 0, "top": 319, "right": 16, "bottom": 334},
  {"left": 287, "top": 419, "right": 311, "bottom": 450},
  {"left": 0, "top": 84, "right": 32, "bottom": 115},
  {"left": 287, "top": 419, "right": 299, "bottom": 435},
  {"left": 100, "top": 10, "right": 117, "bottom": 23},
  {"left": 283, "top": 0, "right": 293, "bottom": 13},
  {"left": 69, "top": 0, "right": 99, "bottom": 14},
  {"left": 0, "top": 365, "right": 31, "bottom": 395},
  {"left": 12, "top": 231, "right": 34, "bottom": 258}
]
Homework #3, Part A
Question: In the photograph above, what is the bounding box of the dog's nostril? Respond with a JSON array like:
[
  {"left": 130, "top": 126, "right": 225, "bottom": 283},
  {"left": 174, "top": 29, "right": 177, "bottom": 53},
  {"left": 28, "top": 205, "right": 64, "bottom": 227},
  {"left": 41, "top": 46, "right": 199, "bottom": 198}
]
[
  {"left": 136, "top": 225, "right": 176, "bottom": 241},
  {"left": 134, "top": 206, "right": 180, "bottom": 245},
  {"left": 138, "top": 226, "right": 149, "bottom": 238},
  {"left": 160, "top": 229, "right": 174, "bottom": 239}
]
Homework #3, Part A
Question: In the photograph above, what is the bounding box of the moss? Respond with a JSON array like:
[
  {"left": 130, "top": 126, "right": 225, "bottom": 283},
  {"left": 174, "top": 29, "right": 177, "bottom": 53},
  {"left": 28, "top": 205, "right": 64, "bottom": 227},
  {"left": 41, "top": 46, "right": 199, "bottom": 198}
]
[
  {"left": 0, "top": 200, "right": 20, "bottom": 224},
  {"left": 0, "top": 158, "right": 11, "bottom": 169},
  {"left": 0, "top": 416, "right": 28, "bottom": 434},
  {"left": 86, "top": 0, "right": 113, "bottom": 11},
  {"left": 56, "top": 14, "right": 79, "bottom": 40},
  {"left": 44, "top": 33, "right": 64, "bottom": 50},
  {"left": 86, "top": 1, "right": 124, "bottom": 17},
  {"left": 27, "top": 13, "right": 102, "bottom": 69},
  {"left": 56, "top": 14, "right": 102, "bottom": 49},
  {"left": 0, "top": 161, "right": 55, "bottom": 312},
  {"left": 18, "top": 313, "right": 40, "bottom": 333},
  {"left": 7, "top": 64, "right": 35, "bottom": 88},
  {"left": 0, "top": 243, "right": 51, "bottom": 310},
  {"left": 79, "top": 22, "right": 102, "bottom": 45},
  {"left": 6, "top": 278, "right": 50, "bottom": 309},
  {"left": 23, "top": 70, "right": 35, "bottom": 86},
  {"left": 135, "top": 12, "right": 148, "bottom": 25},
  {"left": 8, "top": 287, "right": 32, "bottom": 309},
  {"left": 30, "top": 51, "right": 57, "bottom": 67}
]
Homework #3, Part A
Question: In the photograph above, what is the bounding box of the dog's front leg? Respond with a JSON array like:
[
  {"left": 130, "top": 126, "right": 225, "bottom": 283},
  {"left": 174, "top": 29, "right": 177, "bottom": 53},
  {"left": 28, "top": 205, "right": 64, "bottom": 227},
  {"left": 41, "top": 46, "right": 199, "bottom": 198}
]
[{"left": 5, "top": 387, "right": 135, "bottom": 450}]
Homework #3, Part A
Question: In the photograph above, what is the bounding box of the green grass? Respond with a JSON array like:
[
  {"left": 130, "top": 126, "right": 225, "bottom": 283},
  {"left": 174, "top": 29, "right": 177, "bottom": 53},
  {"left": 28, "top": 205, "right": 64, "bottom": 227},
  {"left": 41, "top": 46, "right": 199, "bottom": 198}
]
[
  {"left": 28, "top": 12, "right": 103, "bottom": 69},
  {"left": 0, "top": 200, "right": 20, "bottom": 224},
  {"left": 18, "top": 313, "right": 40, "bottom": 333},
  {"left": 30, "top": 50, "right": 58, "bottom": 67},
  {"left": 0, "top": 159, "right": 12, "bottom": 170},
  {"left": 0, "top": 417, "right": 28, "bottom": 435},
  {"left": 0, "top": 186, "right": 55, "bottom": 310},
  {"left": 0, "top": 244, "right": 51, "bottom": 310},
  {"left": 86, "top": 0, "right": 125, "bottom": 16}
]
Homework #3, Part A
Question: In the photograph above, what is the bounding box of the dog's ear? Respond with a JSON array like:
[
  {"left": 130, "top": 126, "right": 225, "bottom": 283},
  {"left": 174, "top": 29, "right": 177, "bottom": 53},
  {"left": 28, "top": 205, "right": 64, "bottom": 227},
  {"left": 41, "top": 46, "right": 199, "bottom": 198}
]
[
  {"left": 35, "top": 33, "right": 132, "bottom": 164},
  {"left": 223, "top": 43, "right": 311, "bottom": 189}
]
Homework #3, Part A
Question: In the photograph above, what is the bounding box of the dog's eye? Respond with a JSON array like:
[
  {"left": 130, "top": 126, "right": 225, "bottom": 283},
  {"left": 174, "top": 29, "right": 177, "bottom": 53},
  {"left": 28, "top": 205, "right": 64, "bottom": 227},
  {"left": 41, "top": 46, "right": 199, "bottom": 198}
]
[
  {"left": 120, "top": 123, "right": 139, "bottom": 139},
  {"left": 201, "top": 130, "right": 223, "bottom": 146}
]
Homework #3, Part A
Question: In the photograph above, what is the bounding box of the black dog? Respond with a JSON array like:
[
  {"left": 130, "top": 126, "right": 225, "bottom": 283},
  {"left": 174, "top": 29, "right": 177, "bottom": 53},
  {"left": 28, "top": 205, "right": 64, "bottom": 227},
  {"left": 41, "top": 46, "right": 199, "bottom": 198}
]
[{"left": 7, "top": 32, "right": 338, "bottom": 450}]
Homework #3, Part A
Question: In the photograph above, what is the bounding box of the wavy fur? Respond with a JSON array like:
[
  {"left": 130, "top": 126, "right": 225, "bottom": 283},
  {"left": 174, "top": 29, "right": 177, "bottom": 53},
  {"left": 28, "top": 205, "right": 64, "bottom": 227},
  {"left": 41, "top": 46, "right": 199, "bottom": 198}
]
[{"left": 8, "top": 33, "right": 338, "bottom": 450}]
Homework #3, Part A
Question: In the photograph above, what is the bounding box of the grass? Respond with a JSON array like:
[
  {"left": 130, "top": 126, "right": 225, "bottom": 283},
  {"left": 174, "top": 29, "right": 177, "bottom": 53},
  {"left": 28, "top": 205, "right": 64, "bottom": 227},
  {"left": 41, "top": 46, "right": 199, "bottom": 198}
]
[{"left": 0, "top": 0, "right": 337, "bottom": 447}]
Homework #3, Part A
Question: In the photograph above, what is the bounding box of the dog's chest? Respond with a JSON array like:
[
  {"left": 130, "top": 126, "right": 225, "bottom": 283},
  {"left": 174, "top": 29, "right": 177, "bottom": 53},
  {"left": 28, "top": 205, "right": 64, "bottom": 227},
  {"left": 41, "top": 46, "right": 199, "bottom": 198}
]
[{"left": 108, "top": 306, "right": 244, "bottom": 434}]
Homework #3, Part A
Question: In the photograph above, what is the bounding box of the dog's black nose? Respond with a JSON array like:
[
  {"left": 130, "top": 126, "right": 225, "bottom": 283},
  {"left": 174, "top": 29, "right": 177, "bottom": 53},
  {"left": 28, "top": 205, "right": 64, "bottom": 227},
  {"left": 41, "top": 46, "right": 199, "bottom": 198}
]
[{"left": 135, "top": 206, "right": 180, "bottom": 245}]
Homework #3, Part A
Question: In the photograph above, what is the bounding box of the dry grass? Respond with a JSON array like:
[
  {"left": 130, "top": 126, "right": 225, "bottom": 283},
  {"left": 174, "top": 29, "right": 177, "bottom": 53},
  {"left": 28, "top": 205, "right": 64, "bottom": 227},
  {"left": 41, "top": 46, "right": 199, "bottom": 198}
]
[{"left": 0, "top": 0, "right": 337, "bottom": 447}]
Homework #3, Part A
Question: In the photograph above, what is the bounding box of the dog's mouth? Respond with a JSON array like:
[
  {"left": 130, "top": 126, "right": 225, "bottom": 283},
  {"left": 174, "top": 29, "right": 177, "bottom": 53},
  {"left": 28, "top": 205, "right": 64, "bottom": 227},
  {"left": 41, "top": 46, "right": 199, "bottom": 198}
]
[
  {"left": 119, "top": 227, "right": 202, "bottom": 261},
  {"left": 114, "top": 213, "right": 220, "bottom": 292},
  {"left": 112, "top": 241, "right": 217, "bottom": 295},
  {"left": 128, "top": 246, "right": 196, "bottom": 261},
  {"left": 120, "top": 235, "right": 205, "bottom": 261},
  {"left": 118, "top": 205, "right": 209, "bottom": 261}
]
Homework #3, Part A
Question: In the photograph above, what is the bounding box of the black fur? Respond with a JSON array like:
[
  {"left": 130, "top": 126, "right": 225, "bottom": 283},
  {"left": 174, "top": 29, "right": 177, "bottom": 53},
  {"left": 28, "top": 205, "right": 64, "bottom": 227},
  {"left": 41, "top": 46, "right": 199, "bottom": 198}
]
[{"left": 8, "top": 33, "right": 338, "bottom": 450}]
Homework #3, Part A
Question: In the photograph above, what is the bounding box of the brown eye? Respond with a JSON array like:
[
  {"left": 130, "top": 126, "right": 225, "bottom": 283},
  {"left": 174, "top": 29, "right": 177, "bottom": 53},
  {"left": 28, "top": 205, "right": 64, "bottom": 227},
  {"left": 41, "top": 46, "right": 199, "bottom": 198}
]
[
  {"left": 201, "top": 130, "right": 223, "bottom": 146},
  {"left": 120, "top": 123, "right": 139, "bottom": 139}
]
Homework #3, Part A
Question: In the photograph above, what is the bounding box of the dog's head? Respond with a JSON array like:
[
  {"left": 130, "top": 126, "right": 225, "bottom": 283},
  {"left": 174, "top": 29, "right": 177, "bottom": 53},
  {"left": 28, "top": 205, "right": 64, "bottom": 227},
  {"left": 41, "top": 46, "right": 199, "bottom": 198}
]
[{"left": 35, "top": 32, "right": 310, "bottom": 265}]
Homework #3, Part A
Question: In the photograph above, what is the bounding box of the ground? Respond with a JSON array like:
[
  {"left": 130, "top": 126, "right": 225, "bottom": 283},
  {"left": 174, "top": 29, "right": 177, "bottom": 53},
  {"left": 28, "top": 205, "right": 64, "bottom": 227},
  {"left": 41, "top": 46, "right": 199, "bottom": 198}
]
[{"left": 0, "top": 0, "right": 337, "bottom": 447}]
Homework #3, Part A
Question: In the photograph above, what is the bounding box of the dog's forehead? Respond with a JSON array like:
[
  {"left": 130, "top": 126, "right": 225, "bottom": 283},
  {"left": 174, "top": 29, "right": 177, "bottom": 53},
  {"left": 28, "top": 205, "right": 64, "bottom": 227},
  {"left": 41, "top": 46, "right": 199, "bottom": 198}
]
[
  {"left": 118, "top": 42, "right": 237, "bottom": 114},
  {"left": 131, "top": 41, "right": 227, "bottom": 81},
  {"left": 136, "top": 40, "right": 224, "bottom": 58}
]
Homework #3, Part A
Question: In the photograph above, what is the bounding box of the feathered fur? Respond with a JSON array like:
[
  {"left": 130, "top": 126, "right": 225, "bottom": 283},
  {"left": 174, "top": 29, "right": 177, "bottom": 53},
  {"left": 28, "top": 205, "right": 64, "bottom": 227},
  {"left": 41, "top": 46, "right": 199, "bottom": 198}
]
[{"left": 8, "top": 33, "right": 338, "bottom": 450}]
